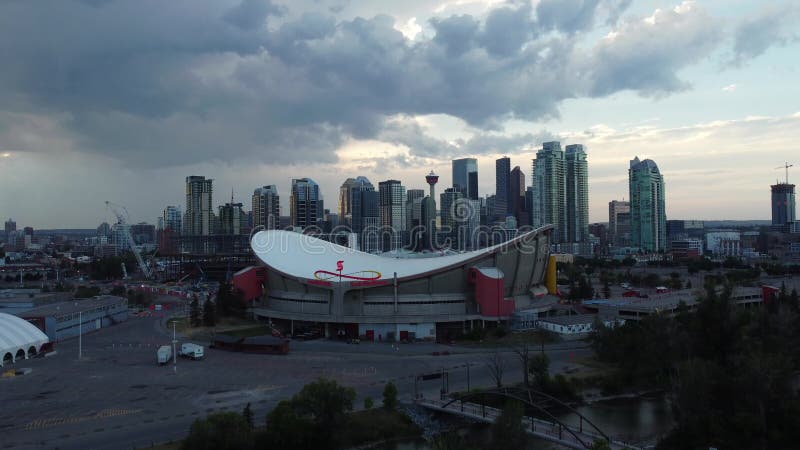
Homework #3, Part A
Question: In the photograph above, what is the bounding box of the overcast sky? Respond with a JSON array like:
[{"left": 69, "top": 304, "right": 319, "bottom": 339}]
[{"left": 1, "top": 0, "right": 798, "bottom": 229}]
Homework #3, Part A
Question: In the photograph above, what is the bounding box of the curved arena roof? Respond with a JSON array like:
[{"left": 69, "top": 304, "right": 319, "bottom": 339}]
[
  {"left": 251, "top": 227, "right": 548, "bottom": 282},
  {"left": 0, "top": 312, "right": 49, "bottom": 365}
]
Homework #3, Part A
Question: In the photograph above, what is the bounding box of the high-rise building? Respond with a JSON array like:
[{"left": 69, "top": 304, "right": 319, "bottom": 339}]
[
  {"left": 378, "top": 179, "right": 406, "bottom": 251},
  {"left": 452, "top": 158, "right": 478, "bottom": 199},
  {"left": 406, "top": 189, "right": 425, "bottom": 251},
  {"left": 185, "top": 176, "right": 213, "bottom": 236},
  {"left": 440, "top": 187, "right": 463, "bottom": 248},
  {"left": 509, "top": 166, "right": 527, "bottom": 227},
  {"left": 252, "top": 185, "right": 280, "bottom": 230},
  {"left": 160, "top": 206, "right": 182, "bottom": 232},
  {"left": 771, "top": 183, "right": 796, "bottom": 228},
  {"left": 608, "top": 200, "right": 630, "bottom": 247},
  {"left": 111, "top": 222, "right": 131, "bottom": 253},
  {"left": 494, "top": 157, "right": 511, "bottom": 221},
  {"left": 629, "top": 157, "right": 666, "bottom": 252},
  {"left": 130, "top": 223, "right": 156, "bottom": 245},
  {"left": 4, "top": 219, "right": 15, "bottom": 236},
  {"left": 532, "top": 142, "right": 565, "bottom": 242},
  {"left": 531, "top": 142, "right": 588, "bottom": 245},
  {"left": 219, "top": 202, "right": 244, "bottom": 235},
  {"left": 565, "top": 145, "right": 589, "bottom": 243},
  {"left": 290, "top": 178, "right": 321, "bottom": 230}
]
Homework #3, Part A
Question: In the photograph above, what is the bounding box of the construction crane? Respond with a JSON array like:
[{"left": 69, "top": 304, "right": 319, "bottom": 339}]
[
  {"left": 105, "top": 201, "right": 153, "bottom": 279},
  {"left": 775, "top": 162, "right": 794, "bottom": 184}
]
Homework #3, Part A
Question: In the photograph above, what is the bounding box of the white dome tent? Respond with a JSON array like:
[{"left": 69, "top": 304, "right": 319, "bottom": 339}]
[{"left": 0, "top": 312, "right": 49, "bottom": 367}]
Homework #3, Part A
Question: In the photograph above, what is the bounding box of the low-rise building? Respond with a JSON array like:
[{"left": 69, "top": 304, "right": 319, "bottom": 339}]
[
  {"left": 21, "top": 295, "right": 128, "bottom": 341},
  {"left": 537, "top": 314, "right": 622, "bottom": 336}
]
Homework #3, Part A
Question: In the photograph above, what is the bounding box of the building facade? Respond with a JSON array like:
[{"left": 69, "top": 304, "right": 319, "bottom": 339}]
[
  {"left": 378, "top": 180, "right": 406, "bottom": 252},
  {"left": 509, "top": 166, "right": 527, "bottom": 227},
  {"left": 185, "top": 176, "right": 213, "bottom": 236},
  {"left": 452, "top": 158, "right": 478, "bottom": 200},
  {"left": 629, "top": 157, "right": 666, "bottom": 252},
  {"left": 608, "top": 200, "right": 631, "bottom": 247},
  {"left": 290, "top": 178, "right": 321, "bottom": 230},
  {"left": 252, "top": 185, "right": 280, "bottom": 230},
  {"left": 494, "top": 157, "right": 511, "bottom": 221},
  {"left": 565, "top": 144, "right": 589, "bottom": 243},
  {"left": 532, "top": 142, "right": 566, "bottom": 242},
  {"left": 771, "top": 183, "right": 796, "bottom": 229}
]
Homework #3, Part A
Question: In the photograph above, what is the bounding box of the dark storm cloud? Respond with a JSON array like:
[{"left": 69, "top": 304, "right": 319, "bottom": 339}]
[
  {"left": 730, "top": 3, "right": 800, "bottom": 66},
  {"left": 0, "top": 0, "right": 724, "bottom": 166}
]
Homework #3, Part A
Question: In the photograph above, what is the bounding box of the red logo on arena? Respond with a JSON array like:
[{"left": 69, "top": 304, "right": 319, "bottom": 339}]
[{"left": 314, "top": 261, "right": 381, "bottom": 282}]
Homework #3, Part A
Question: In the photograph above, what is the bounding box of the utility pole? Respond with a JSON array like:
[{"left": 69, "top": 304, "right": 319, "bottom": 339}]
[
  {"left": 172, "top": 320, "right": 177, "bottom": 373},
  {"left": 78, "top": 310, "right": 82, "bottom": 360}
]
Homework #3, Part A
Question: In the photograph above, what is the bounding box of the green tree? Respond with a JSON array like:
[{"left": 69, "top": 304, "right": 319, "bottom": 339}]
[
  {"left": 590, "top": 439, "right": 612, "bottom": 450},
  {"left": 490, "top": 401, "right": 528, "bottom": 450},
  {"left": 202, "top": 300, "right": 217, "bottom": 327},
  {"left": 382, "top": 381, "right": 398, "bottom": 410},
  {"left": 181, "top": 412, "right": 251, "bottom": 450},
  {"left": 363, "top": 396, "right": 374, "bottom": 409},
  {"left": 261, "top": 400, "right": 316, "bottom": 449},
  {"left": 190, "top": 296, "right": 201, "bottom": 327},
  {"left": 242, "top": 402, "right": 253, "bottom": 431},
  {"left": 528, "top": 353, "right": 550, "bottom": 390},
  {"left": 431, "top": 431, "right": 472, "bottom": 450},
  {"left": 292, "top": 378, "right": 356, "bottom": 446}
]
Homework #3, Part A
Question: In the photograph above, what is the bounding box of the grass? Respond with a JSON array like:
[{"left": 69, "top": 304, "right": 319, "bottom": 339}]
[
  {"left": 459, "top": 329, "right": 560, "bottom": 348},
  {"left": 224, "top": 325, "right": 273, "bottom": 338}
]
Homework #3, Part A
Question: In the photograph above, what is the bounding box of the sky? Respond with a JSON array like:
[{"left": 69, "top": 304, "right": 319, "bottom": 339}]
[{"left": 0, "top": 0, "right": 799, "bottom": 229}]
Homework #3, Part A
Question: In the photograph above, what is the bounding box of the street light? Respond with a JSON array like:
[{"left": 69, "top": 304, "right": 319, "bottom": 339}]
[
  {"left": 78, "top": 310, "right": 82, "bottom": 360},
  {"left": 172, "top": 319, "right": 177, "bottom": 373}
]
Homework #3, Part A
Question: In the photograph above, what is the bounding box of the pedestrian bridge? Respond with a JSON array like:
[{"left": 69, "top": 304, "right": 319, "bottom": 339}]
[{"left": 416, "top": 396, "right": 641, "bottom": 450}]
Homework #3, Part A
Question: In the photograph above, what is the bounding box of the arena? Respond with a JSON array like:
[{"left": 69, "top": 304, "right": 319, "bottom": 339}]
[{"left": 244, "top": 225, "right": 554, "bottom": 342}]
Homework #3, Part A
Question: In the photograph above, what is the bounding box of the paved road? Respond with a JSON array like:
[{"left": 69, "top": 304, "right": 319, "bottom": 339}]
[{"left": 0, "top": 311, "right": 590, "bottom": 450}]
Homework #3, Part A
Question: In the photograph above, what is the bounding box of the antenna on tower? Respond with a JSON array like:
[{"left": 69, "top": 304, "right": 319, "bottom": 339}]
[{"left": 775, "top": 162, "right": 794, "bottom": 184}]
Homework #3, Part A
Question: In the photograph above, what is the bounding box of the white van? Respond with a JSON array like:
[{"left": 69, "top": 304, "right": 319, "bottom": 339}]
[{"left": 179, "top": 343, "right": 204, "bottom": 360}]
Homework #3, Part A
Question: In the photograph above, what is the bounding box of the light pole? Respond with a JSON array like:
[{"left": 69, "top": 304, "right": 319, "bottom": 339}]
[
  {"left": 172, "top": 319, "right": 177, "bottom": 373},
  {"left": 78, "top": 310, "right": 82, "bottom": 360}
]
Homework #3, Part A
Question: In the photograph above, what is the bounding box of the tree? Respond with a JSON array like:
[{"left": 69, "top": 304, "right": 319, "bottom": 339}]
[
  {"left": 261, "top": 400, "right": 316, "bottom": 449},
  {"left": 382, "top": 381, "right": 398, "bottom": 409},
  {"left": 513, "top": 343, "right": 531, "bottom": 387},
  {"left": 602, "top": 279, "right": 611, "bottom": 299},
  {"left": 242, "top": 402, "right": 253, "bottom": 431},
  {"left": 202, "top": 300, "right": 217, "bottom": 327},
  {"left": 363, "top": 396, "right": 374, "bottom": 409},
  {"left": 528, "top": 353, "right": 550, "bottom": 390},
  {"left": 190, "top": 296, "right": 201, "bottom": 327},
  {"left": 486, "top": 350, "right": 506, "bottom": 388},
  {"left": 181, "top": 412, "right": 251, "bottom": 450},
  {"left": 490, "top": 401, "right": 528, "bottom": 450},
  {"left": 292, "top": 378, "right": 356, "bottom": 445}
]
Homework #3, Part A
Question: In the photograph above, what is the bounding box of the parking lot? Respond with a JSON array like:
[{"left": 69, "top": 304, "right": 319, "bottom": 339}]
[{"left": 0, "top": 303, "right": 590, "bottom": 450}]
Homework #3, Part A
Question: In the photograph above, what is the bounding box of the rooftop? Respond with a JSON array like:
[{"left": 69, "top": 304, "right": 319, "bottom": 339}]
[{"left": 21, "top": 295, "right": 127, "bottom": 318}]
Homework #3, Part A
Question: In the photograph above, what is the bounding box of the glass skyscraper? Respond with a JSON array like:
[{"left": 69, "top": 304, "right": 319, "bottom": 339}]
[
  {"left": 452, "top": 158, "right": 478, "bottom": 200},
  {"left": 629, "top": 157, "right": 666, "bottom": 252}
]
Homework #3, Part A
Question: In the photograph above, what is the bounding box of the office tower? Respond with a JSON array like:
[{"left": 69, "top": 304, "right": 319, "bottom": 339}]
[
  {"left": 406, "top": 189, "right": 425, "bottom": 250},
  {"left": 290, "top": 178, "right": 321, "bottom": 230},
  {"left": 252, "top": 185, "right": 280, "bottom": 230},
  {"left": 348, "top": 177, "right": 378, "bottom": 252},
  {"left": 509, "top": 166, "right": 527, "bottom": 227},
  {"left": 4, "top": 219, "right": 15, "bottom": 236},
  {"left": 112, "top": 222, "right": 131, "bottom": 252},
  {"left": 608, "top": 200, "right": 631, "bottom": 247},
  {"left": 629, "top": 157, "right": 666, "bottom": 252},
  {"left": 525, "top": 187, "right": 535, "bottom": 228},
  {"left": 494, "top": 157, "right": 511, "bottom": 220},
  {"left": 219, "top": 202, "right": 244, "bottom": 235},
  {"left": 452, "top": 158, "right": 478, "bottom": 199},
  {"left": 97, "top": 222, "right": 112, "bottom": 240},
  {"left": 338, "top": 178, "right": 357, "bottom": 228},
  {"left": 531, "top": 142, "right": 565, "bottom": 242},
  {"left": 565, "top": 144, "right": 589, "bottom": 243},
  {"left": 378, "top": 180, "right": 406, "bottom": 251},
  {"left": 130, "top": 223, "right": 156, "bottom": 245},
  {"left": 440, "top": 187, "right": 463, "bottom": 248},
  {"left": 160, "top": 206, "right": 182, "bottom": 232},
  {"left": 771, "top": 183, "right": 796, "bottom": 228},
  {"left": 185, "top": 176, "right": 213, "bottom": 236}
]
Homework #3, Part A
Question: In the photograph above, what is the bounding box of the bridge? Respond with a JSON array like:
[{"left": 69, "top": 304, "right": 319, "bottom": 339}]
[{"left": 416, "top": 387, "right": 641, "bottom": 450}]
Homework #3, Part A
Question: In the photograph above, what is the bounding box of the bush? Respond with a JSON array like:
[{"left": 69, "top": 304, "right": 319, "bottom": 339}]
[
  {"left": 363, "top": 396, "right": 374, "bottom": 409},
  {"left": 181, "top": 412, "right": 251, "bottom": 450},
  {"left": 382, "top": 381, "right": 398, "bottom": 409}
]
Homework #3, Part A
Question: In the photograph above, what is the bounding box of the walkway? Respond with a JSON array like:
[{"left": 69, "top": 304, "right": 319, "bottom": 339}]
[{"left": 417, "top": 398, "right": 640, "bottom": 450}]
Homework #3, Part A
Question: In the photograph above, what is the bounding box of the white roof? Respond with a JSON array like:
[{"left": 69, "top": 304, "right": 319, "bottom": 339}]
[
  {"left": 251, "top": 229, "right": 539, "bottom": 282},
  {"left": 0, "top": 312, "right": 49, "bottom": 358}
]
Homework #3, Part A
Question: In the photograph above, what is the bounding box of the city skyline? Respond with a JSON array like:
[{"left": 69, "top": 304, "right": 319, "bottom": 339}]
[{"left": 1, "top": 1, "right": 799, "bottom": 228}]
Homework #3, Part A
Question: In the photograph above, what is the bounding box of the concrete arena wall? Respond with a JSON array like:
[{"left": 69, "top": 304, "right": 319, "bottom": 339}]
[{"left": 256, "top": 226, "right": 551, "bottom": 323}]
